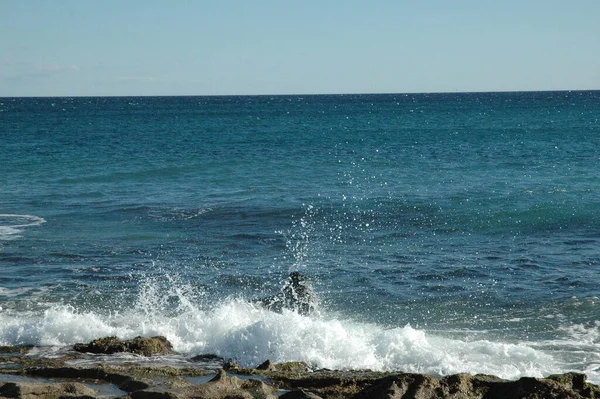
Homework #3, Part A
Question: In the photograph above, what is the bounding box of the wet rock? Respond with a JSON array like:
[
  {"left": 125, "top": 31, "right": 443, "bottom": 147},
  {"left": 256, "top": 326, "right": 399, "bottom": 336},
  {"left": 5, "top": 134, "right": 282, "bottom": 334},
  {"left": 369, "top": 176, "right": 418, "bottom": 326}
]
[
  {"left": 195, "top": 368, "right": 276, "bottom": 399},
  {"left": 132, "top": 369, "right": 277, "bottom": 399},
  {"left": 279, "top": 388, "right": 324, "bottom": 399},
  {"left": 190, "top": 353, "right": 224, "bottom": 362},
  {"left": 127, "top": 336, "right": 173, "bottom": 356},
  {"left": 0, "top": 346, "right": 33, "bottom": 356},
  {"left": 257, "top": 359, "right": 275, "bottom": 371},
  {"left": 259, "top": 361, "right": 310, "bottom": 375},
  {"left": 223, "top": 359, "right": 242, "bottom": 371},
  {"left": 129, "top": 390, "right": 181, "bottom": 399},
  {"left": 73, "top": 336, "right": 122, "bottom": 354},
  {"left": 0, "top": 381, "right": 96, "bottom": 399},
  {"left": 6, "top": 355, "right": 600, "bottom": 399},
  {"left": 118, "top": 377, "right": 152, "bottom": 392},
  {"left": 257, "top": 272, "right": 317, "bottom": 315},
  {"left": 73, "top": 335, "right": 173, "bottom": 356},
  {"left": 481, "top": 373, "right": 600, "bottom": 399},
  {"left": 276, "top": 361, "right": 311, "bottom": 374},
  {"left": 271, "top": 370, "right": 377, "bottom": 398},
  {"left": 24, "top": 365, "right": 131, "bottom": 386},
  {"left": 349, "top": 372, "right": 600, "bottom": 399},
  {"left": 352, "top": 373, "right": 462, "bottom": 399}
]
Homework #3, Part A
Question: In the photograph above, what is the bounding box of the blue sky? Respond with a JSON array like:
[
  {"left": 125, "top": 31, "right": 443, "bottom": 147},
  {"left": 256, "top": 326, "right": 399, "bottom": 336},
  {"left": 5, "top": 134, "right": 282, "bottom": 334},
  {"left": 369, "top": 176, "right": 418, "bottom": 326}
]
[{"left": 1, "top": 1, "right": 598, "bottom": 96}]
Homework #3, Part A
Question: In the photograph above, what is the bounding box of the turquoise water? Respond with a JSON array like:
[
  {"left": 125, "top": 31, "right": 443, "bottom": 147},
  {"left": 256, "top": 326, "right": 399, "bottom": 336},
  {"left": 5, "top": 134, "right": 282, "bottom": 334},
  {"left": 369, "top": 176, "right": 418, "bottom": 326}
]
[{"left": 1, "top": 92, "right": 600, "bottom": 380}]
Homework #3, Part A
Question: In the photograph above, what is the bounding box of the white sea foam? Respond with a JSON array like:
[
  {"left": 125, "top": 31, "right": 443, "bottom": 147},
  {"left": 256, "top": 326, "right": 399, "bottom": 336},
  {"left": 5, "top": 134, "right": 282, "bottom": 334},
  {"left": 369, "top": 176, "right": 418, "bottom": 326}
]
[
  {"left": 0, "top": 214, "right": 46, "bottom": 241},
  {"left": 0, "top": 297, "right": 586, "bottom": 382},
  {"left": 1, "top": 274, "right": 597, "bottom": 383}
]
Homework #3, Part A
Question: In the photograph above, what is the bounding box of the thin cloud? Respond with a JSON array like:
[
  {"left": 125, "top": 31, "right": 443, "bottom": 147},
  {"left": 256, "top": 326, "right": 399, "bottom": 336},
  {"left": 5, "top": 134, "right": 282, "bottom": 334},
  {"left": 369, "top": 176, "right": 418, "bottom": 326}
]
[
  {"left": 34, "top": 64, "right": 81, "bottom": 75},
  {"left": 118, "top": 76, "right": 163, "bottom": 83}
]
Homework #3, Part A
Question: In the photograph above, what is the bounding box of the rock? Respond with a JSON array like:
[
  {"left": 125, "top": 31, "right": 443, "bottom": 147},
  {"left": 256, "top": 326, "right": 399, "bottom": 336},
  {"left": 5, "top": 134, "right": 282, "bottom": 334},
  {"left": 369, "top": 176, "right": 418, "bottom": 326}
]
[
  {"left": 0, "top": 381, "right": 96, "bottom": 399},
  {"left": 6, "top": 354, "right": 600, "bottom": 399},
  {"left": 0, "top": 345, "right": 33, "bottom": 355},
  {"left": 190, "top": 353, "right": 224, "bottom": 362},
  {"left": 73, "top": 335, "right": 173, "bottom": 356},
  {"left": 129, "top": 391, "right": 180, "bottom": 399},
  {"left": 351, "top": 373, "right": 444, "bottom": 399},
  {"left": 129, "top": 390, "right": 181, "bottom": 399},
  {"left": 280, "top": 388, "right": 324, "bottom": 399},
  {"left": 223, "top": 359, "right": 242, "bottom": 371},
  {"left": 481, "top": 373, "right": 600, "bottom": 399},
  {"left": 271, "top": 370, "right": 377, "bottom": 398},
  {"left": 129, "top": 369, "right": 277, "bottom": 399},
  {"left": 257, "top": 359, "right": 275, "bottom": 371},
  {"left": 272, "top": 361, "right": 310, "bottom": 375},
  {"left": 73, "top": 336, "right": 123, "bottom": 354},
  {"left": 349, "top": 372, "right": 600, "bottom": 399},
  {"left": 197, "top": 368, "right": 276, "bottom": 399},
  {"left": 24, "top": 365, "right": 130, "bottom": 386},
  {"left": 256, "top": 272, "right": 317, "bottom": 315},
  {"left": 118, "top": 377, "right": 152, "bottom": 392},
  {"left": 127, "top": 336, "right": 173, "bottom": 356}
]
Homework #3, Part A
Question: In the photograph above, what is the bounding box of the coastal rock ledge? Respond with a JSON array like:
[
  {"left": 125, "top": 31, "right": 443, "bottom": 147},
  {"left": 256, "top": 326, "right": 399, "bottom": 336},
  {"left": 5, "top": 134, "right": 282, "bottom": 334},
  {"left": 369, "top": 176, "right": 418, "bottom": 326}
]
[
  {"left": 73, "top": 335, "right": 173, "bottom": 356},
  {"left": 2, "top": 337, "right": 600, "bottom": 398},
  {"left": 1, "top": 368, "right": 599, "bottom": 399}
]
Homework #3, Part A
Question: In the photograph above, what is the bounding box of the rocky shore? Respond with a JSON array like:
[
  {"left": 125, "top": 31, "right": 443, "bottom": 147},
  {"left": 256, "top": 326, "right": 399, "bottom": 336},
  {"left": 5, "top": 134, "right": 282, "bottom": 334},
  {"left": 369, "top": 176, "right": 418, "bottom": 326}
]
[{"left": 1, "top": 336, "right": 599, "bottom": 399}]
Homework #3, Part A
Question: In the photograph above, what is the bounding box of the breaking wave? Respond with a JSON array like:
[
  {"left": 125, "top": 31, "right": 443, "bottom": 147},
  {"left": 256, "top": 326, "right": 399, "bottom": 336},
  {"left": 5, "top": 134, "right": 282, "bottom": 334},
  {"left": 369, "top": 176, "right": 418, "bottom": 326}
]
[
  {"left": 1, "top": 275, "right": 594, "bottom": 383},
  {"left": 0, "top": 214, "right": 46, "bottom": 241}
]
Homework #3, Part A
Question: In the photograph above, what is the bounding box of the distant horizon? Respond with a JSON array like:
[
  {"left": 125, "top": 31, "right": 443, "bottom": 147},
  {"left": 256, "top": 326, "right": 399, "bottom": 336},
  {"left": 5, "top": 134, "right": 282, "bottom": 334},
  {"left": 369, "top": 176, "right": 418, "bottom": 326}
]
[{"left": 2, "top": 88, "right": 600, "bottom": 99}]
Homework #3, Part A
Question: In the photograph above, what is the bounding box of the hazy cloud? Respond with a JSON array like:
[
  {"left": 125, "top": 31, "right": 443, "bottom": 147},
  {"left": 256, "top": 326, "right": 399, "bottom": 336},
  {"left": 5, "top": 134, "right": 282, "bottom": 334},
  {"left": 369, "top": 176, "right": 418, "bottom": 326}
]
[
  {"left": 117, "top": 76, "right": 163, "bottom": 83},
  {"left": 118, "top": 76, "right": 164, "bottom": 82},
  {"left": 34, "top": 64, "right": 81, "bottom": 75}
]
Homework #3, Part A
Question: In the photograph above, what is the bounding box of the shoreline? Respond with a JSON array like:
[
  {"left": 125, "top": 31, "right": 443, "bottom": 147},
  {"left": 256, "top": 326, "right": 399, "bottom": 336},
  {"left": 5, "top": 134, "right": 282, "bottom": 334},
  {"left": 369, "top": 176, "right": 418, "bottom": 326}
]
[{"left": 1, "top": 337, "right": 599, "bottom": 399}]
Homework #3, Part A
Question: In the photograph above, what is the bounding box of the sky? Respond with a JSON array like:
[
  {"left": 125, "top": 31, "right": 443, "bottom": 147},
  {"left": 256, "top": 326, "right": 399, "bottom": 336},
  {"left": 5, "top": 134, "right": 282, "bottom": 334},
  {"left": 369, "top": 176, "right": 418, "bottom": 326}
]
[{"left": 1, "top": 1, "right": 599, "bottom": 97}]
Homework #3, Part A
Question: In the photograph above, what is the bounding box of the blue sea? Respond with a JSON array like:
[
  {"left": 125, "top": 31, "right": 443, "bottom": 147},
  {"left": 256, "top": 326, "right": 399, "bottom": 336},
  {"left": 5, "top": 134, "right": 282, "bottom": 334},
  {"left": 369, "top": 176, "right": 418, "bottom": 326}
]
[{"left": 1, "top": 92, "right": 599, "bottom": 381}]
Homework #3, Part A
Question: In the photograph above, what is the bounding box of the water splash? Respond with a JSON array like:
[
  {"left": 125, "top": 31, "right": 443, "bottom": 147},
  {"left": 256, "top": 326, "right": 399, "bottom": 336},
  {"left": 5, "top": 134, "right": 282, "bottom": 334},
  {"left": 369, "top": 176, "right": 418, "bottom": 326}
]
[
  {"left": 1, "top": 274, "right": 591, "bottom": 382},
  {"left": 0, "top": 214, "right": 46, "bottom": 241}
]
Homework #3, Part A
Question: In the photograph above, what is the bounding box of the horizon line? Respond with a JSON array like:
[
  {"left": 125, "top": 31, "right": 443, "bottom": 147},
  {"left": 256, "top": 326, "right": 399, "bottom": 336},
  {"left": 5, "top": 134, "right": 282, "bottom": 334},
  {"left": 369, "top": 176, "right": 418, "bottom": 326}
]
[{"left": 1, "top": 88, "right": 599, "bottom": 99}]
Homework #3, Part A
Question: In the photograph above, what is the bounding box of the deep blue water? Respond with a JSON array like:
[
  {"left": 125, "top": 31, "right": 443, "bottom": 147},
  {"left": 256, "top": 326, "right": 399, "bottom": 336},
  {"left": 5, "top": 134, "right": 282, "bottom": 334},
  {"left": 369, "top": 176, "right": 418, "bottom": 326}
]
[{"left": 1, "top": 92, "right": 600, "bottom": 380}]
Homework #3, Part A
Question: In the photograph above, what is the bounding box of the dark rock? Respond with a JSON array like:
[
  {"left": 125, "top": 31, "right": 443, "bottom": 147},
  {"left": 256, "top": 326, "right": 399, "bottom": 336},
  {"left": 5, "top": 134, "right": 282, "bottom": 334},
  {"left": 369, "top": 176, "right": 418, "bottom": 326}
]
[
  {"left": 215, "top": 368, "right": 275, "bottom": 393},
  {"left": 0, "top": 381, "right": 96, "bottom": 399},
  {"left": 547, "top": 372, "right": 588, "bottom": 391},
  {"left": 223, "top": 359, "right": 242, "bottom": 371},
  {"left": 273, "top": 361, "right": 310, "bottom": 374},
  {"left": 190, "top": 353, "right": 224, "bottom": 362},
  {"left": 257, "top": 359, "right": 275, "bottom": 371},
  {"left": 73, "top": 336, "right": 123, "bottom": 354},
  {"left": 0, "top": 345, "right": 33, "bottom": 355},
  {"left": 348, "top": 372, "right": 600, "bottom": 399},
  {"left": 256, "top": 272, "right": 317, "bottom": 315},
  {"left": 73, "top": 335, "right": 173, "bottom": 356},
  {"left": 7, "top": 354, "right": 600, "bottom": 399},
  {"left": 118, "top": 378, "right": 152, "bottom": 392},
  {"left": 168, "top": 369, "right": 277, "bottom": 399},
  {"left": 271, "top": 370, "right": 378, "bottom": 398},
  {"left": 127, "top": 336, "right": 173, "bottom": 356},
  {"left": 24, "top": 365, "right": 130, "bottom": 386},
  {"left": 280, "top": 388, "right": 324, "bottom": 399},
  {"left": 129, "top": 389, "right": 181, "bottom": 399},
  {"left": 351, "top": 373, "right": 443, "bottom": 399}
]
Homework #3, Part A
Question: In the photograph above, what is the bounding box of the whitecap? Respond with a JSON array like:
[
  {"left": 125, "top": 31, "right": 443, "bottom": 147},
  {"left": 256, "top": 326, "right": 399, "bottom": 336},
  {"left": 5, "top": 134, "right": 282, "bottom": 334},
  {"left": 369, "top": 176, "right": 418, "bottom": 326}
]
[
  {"left": 0, "top": 214, "right": 46, "bottom": 241},
  {"left": 0, "top": 274, "right": 595, "bottom": 383},
  {"left": 0, "top": 298, "right": 565, "bottom": 382}
]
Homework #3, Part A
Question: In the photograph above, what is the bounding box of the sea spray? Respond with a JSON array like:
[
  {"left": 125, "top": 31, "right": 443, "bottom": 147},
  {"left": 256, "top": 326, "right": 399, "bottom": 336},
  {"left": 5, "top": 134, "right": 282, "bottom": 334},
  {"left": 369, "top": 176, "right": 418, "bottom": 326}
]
[{"left": 0, "top": 276, "right": 568, "bottom": 381}]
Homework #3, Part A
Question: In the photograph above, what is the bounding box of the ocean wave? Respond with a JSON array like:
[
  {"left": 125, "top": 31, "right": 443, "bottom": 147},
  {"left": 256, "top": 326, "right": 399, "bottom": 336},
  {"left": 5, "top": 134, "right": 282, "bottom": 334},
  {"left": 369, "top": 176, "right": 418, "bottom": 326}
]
[
  {"left": 0, "top": 295, "right": 582, "bottom": 382},
  {"left": 0, "top": 214, "right": 46, "bottom": 241}
]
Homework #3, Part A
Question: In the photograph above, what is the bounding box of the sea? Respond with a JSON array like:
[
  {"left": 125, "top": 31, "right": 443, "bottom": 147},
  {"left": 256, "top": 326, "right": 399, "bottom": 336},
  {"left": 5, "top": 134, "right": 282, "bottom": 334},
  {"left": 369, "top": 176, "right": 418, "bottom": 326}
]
[{"left": 1, "top": 91, "right": 599, "bottom": 381}]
